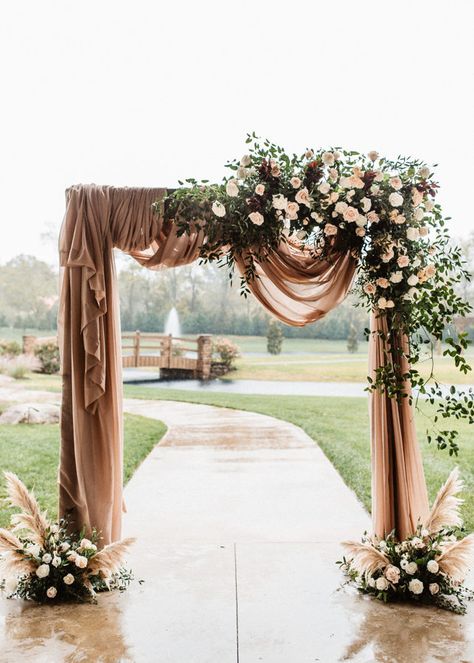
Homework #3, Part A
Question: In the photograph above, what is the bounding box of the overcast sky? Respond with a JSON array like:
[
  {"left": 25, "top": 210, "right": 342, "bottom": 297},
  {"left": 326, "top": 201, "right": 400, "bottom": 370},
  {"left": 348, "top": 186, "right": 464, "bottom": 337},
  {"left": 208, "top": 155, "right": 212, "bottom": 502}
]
[{"left": 1, "top": 0, "right": 473, "bottom": 267}]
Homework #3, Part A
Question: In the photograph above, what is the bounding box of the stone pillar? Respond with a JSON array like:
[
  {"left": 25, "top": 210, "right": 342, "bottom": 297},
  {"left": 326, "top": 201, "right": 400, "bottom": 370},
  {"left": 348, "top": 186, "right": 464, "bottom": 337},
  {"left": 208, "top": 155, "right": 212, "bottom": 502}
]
[
  {"left": 197, "top": 335, "right": 212, "bottom": 380},
  {"left": 23, "top": 335, "right": 37, "bottom": 355},
  {"left": 133, "top": 330, "right": 141, "bottom": 366}
]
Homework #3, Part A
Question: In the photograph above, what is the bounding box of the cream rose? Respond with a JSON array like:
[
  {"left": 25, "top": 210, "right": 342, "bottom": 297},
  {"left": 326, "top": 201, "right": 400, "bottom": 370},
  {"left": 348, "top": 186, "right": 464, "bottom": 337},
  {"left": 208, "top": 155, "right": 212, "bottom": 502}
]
[
  {"left": 376, "top": 277, "right": 389, "bottom": 289},
  {"left": 304, "top": 149, "right": 314, "bottom": 159},
  {"left": 356, "top": 227, "right": 366, "bottom": 237},
  {"left": 375, "top": 576, "right": 389, "bottom": 591},
  {"left": 225, "top": 180, "right": 239, "bottom": 197},
  {"left": 46, "top": 586, "right": 57, "bottom": 599},
  {"left": 429, "top": 583, "right": 440, "bottom": 595},
  {"left": 329, "top": 168, "right": 338, "bottom": 180},
  {"left": 408, "top": 578, "right": 424, "bottom": 595},
  {"left": 343, "top": 206, "right": 359, "bottom": 223},
  {"left": 406, "top": 227, "right": 420, "bottom": 241},
  {"left": 419, "top": 226, "right": 429, "bottom": 237},
  {"left": 407, "top": 274, "right": 419, "bottom": 286},
  {"left": 368, "top": 150, "right": 379, "bottom": 161},
  {"left": 427, "top": 560, "right": 439, "bottom": 574},
  {"left": 36, "top": 564, "right": 50, "bottom": 579},
  {"left": 418, "top": 166, "right": 430, "bottom": 179},
  {"left": 330, "top": 191, "right": 339, "bottom": 203},
  {"left": 378, "top": 297, "right": 387, "bottom": 309},
  {"left": 412, "top": 188, "right": 423, "bottom": 206},
  {"left": 397, "top": 255, "right": 409, "bottom": 268},
  {"left": 295, "top": 188, "right": 312, "bottom": 207},
  {"left": 364, "top": 283, "right": 376, "bottom": 295},
  {"left": 381, "top": 250, "right": 394, "bottom": 263},
  {"left": 286, "top": 201, "right": 300, "bottom": 220},
  {"left": 406, "top": 561, "right": 418, "bottom": 575},
  {"left": 255, "top": 184, "right": 265, "bottom": 196},
  {"left": 236, "top": 166, "right": 248, "bottom": 180},
  {"left": 240, "top": 155, "right": 251, "bottom": 167},
  {"left": 389, "top": 176, "right": 403, "bottom": 190},
  {"left": 63, "top": 573, "right": 75, "bottom": 585},
  {"left": 367, "top": 211, "right": 379, "bottom": 223},
  {"left": 318, "top": 182, "right": 330, "bottom": 195},
  {"left": 389, "top": 192, "right": 403, "bottom": 207},
  {"left": 356, "top": 215, "right": 367, "bottom": 228},
  {"left": 52, "top": 556, "right": 61, "bottom": 568},
  {"left": 384, "top": 565, "right": 400, "bottom": 584},
  {"left": 322, "top": 151, "right": 335, "bottom": 166},
  {"left": 324, "top": 223, "right": 338, "bottom": 236},
  {"left": 394, "top": 214, "right": 406, "bottom": 225},
  {"left": 425, "top": 200, "right": 434, "bottom": 212},
  {"left": 290, "top": 177, "right": 301, "bottom": 189},
  {"left": 360, "top": 197, "right": 371, "bottom": 212},
  {"left": 42, "top": 553, "right": 52, "bottom": 564},
  {"left": 425, "top": 264, "right": 436, "bottom": 278},
  {"left": 75, "top": 555, "right": 88, "bottom": 569},
  {"left": 374, "top": 171, "right": 384, "bottom": 182},
  {"left": 414, "top": 207, "right": 424, "bottom": 221},
  {"left": 248, "top": 211, "right": 264, "bottom": 226},
  {"left": 335, "top": 201, "right": 348, "bottom": 215},
  {"left": 390, "top": 271, "right": 403, "bottom": 283},
  {"left": 211, "top": 201, "right": 226, "bottom": 218}
]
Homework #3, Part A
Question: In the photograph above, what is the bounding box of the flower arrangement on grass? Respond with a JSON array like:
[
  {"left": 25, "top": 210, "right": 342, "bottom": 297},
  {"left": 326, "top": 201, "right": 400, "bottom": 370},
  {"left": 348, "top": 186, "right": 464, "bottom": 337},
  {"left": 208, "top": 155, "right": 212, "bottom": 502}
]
[
  {"left": 339, "top": 469, "right": 474, "bottom": 614},
  {"left": 156, "top": 134, "right": 473, "bottom": 455},
  {"left": 0, "top": 473, "right": 135, "bottom": 603}
]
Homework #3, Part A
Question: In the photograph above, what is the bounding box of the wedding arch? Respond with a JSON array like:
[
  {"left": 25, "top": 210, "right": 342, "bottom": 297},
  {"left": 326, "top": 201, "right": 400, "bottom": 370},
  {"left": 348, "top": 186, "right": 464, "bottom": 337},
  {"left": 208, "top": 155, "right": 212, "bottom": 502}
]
[{"left": 58, "top": 136, "right": 471, "bottom": 546}]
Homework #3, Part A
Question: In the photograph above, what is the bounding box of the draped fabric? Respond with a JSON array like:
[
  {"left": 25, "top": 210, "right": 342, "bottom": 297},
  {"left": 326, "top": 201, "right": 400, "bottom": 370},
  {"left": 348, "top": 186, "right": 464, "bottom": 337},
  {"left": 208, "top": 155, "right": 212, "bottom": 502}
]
[{"left": 58, "top": 184, "right": 429, "bottom": 544}]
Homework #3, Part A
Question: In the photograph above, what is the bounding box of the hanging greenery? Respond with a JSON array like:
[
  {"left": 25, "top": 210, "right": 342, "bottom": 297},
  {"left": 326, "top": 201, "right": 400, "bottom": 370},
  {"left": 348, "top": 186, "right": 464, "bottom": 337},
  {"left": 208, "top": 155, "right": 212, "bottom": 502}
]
[{"left": 154, "top": 134, "right": 473, "bottom": 455}]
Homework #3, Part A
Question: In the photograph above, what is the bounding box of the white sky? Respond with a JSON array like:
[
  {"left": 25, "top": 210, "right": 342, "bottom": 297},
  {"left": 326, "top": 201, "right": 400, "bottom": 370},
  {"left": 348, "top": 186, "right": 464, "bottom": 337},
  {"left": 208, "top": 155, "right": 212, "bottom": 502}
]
[{"left": 0, "top": 0, "right": 473, "bottom": 267}]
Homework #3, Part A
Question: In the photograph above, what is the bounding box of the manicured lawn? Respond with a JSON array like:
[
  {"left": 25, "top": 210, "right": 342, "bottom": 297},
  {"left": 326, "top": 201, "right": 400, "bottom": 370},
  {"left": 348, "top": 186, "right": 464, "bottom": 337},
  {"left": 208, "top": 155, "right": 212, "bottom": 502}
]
[
  {"left": 0, "top": 413, "right": 166, "bottom": 528},
  {"left": 124, "top": 385, "right": 474, "bottom": 533}
]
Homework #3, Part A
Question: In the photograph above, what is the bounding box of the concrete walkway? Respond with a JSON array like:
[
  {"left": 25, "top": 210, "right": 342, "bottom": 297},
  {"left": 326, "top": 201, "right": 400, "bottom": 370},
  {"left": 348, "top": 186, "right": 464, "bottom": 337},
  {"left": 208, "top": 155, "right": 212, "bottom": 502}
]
[{"left": 1, "top": 400, "right": 474, "bottom": 662}]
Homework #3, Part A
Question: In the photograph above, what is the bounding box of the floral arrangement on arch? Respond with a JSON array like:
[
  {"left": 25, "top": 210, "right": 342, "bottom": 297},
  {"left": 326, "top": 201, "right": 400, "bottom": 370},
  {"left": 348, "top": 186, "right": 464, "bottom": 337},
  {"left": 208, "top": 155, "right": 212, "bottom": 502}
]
[
  {"left": 0, "top": 473, "right": 135, "bottom": 603},
  {"left": 156, "top": 134, "right": 473, "bottom": 455},
  {"left": 339, "top": 469, "right": 474, "bottom": 614}
]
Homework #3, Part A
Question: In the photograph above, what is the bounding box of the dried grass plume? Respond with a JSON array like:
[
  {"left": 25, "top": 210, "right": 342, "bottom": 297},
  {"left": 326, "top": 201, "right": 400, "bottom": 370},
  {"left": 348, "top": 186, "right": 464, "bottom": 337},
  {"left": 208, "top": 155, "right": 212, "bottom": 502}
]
[
  {"left": 87, "top": 537, "right": 136, "bottom": 576},
  {"left": 4, "top": 472, "right": 49, "bottom": 546},
  {"left": 425, "top": 467, "right": 463, "bottom": 534},
  {"left": 436, "top": 533, "right": 474, "bottom": 582},
  {"left": 341, "top": 540, "right": 389, "bottom": 575}
]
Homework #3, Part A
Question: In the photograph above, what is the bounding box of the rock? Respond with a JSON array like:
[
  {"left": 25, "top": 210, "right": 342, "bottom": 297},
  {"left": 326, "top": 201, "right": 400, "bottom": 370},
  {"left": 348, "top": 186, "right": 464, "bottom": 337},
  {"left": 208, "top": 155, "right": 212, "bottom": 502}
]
[{"left": 0, "top": 402, "right": 60, "bottom": 425}]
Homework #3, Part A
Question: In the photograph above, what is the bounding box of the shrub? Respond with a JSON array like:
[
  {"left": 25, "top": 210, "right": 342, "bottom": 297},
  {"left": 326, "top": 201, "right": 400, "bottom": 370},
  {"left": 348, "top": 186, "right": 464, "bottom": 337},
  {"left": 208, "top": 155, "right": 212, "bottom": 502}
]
[
  {"left": 0, "top": 340, "right": 21, "bottom": 357},
  {"left": 0, "top": 354, "right": 41, "bottom": 379},
  {"left": 347, "top": 323, "right": 359, "bottom": 353},
  {"left": 267, "top": 319, "right": 284, "bottom": 355},
  {"left": 34, "top": 341, "right": 60, "bottom": 374},
  {"left": 212, "top": 337, "right": 240, "bottom": 369}
]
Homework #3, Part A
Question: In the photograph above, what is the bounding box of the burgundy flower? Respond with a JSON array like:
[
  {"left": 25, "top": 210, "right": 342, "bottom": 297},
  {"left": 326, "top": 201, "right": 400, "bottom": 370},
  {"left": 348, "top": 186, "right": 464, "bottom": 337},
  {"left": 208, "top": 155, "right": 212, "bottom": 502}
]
[{"left": 304, "top": 160, "right": 323, "bottom": 186}]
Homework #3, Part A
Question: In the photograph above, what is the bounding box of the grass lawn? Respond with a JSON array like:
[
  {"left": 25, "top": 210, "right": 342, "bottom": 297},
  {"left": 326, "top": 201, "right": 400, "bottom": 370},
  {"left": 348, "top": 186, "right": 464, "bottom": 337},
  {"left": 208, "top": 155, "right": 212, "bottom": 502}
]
[
  {"left": 0, "top": 413, "right": 166, "bottom": 528},
  {"left": 124, "top": 384, "right": 474, "bottom": 533}
]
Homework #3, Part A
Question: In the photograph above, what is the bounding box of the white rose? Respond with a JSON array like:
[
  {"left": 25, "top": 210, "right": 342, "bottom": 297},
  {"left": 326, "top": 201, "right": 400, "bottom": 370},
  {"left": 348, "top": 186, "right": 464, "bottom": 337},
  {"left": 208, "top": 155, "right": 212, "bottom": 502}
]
[
  {"left": 272, "top": 194, "right": 288, "bottom": 211},
  {"left": 406, "top": 561, "right": 418, "bottom": 575},
  {"left": 389, "top": 192, "right": 404, "bottom": 207},
  {"left": 290, "top": 176, "right": 301, "bottom": 189},
  {"left": 304, "top": 149, "right": 314, "bottom": 159},
  {"left": 414, "top": 208, "right": 424, "bottom": 221},
  {"left": 59, "top": 542, "right": 70, "bottom": 553},
  {"left": 50, "top": 524, "right": 59, "bottom": 534},
  {"left": 421, "top": 529, "right": 429, "bottom": 538},
  {"left": 63, "top": 573, "right": 75, "bottom": 585},
  {"left": 406, "top": 227, "right": 420, "bottom": 241},
  {"left": 408, "top": 578, "right": 424, "bottom": 595},
  {"left": 248, "top": 211, "right": 264, "bottom": 226},
  {"left": 329, "top": 168, "right": 338, "bottom": 180},
  {"left": 425, "top": 200, "right": 434, "bottom": 212},
  {"left": 26, "top": 543, "right": 41, "bottom": 557},
  {"left": 74, "top": 555, "right": 88, "bottom": 569},
  {"left": 236, "top": 166, "right": 248, "bottom": 180},
  {"left": 36, "top": 564, "right": 50, "bottom": 579},
  {"left": 390, "top": 271, "right": 403, "bottom": 283},
  {"left": 412, "top": 257, "right": 422, "bottom": 267},
  {"left": 376, "top": 576, "right": 389, "bottom": 591},
  {"left": 335, "top": 201, "right": 348, "bottom": 214},
  {"left": 211, "top": 201, "right": 226, "bottom": 218},
  {"left": 378, "top": 297, "right": 387, "bottom": 310},
  {"left": 389, "top": 176, "right": 403, "bottom": 191},
  {"left": 411, "top": 537, "right": 425, "bottom": 549},
  {"left": 240, "top": 155, "right": 251, "bottom": 167},
  {"left": 42, "top": 553, "right": 52, "bottom": 564},
  {"left": 80, "top": 538, "right": 93, "bottom": 549},
  {"left": 407, "top": 274, "right": 419, "bottom": 286},
  {"left": 333, "top": 150, "right": 342, "bottom": 161},
  {"left": 295, "top": 188, "right": 312, "bottom": 207},
  {"left": 368, "top": 150, "right": 379, "bottom": 161},
  {"left": 360, "top": 197, "right": 371, "bottom": 212},
  {"left": 367, "top": 576, "right": 376, "bottom": 588},
  {"left": 52, "top": 556, "right": 61, "bottom": 568},
  {"left": 255, "top": 184, "right": 265, "bottom": 196},
  {"left": 418, "top": 166, "right": 430, "bottom": 179},
  {"left": 404, "top": 287, "right": 418, "bottom": 301},
  {"left": 412, "top": 188, "right": 423, "bottom": 206},
  {"left": 427, "top": 560, "right": 439, "bottom": 574},
  {"left": 371, "top": 184, "right": 380, "bottom": 195},
  {"left": 322, "top": 151, "right": 335, "bottom": 166},
  {"left": 374, "top": 171, "right": 384, "bottom": 182},
  {"left": 46, "top": 586, "right": 57, "bottom": 599},
  {"left": 356, "top": 215, "right": 367, "bottom": 228},
  {"left": 429, "top": 583, "right": 439, "bottom": 595},
  {"left": 225, "top": 180, "right": 239, "bottom": 197},
  {"left": 400, "top": 559, "right": 408, "bottom": 570},
  {"left": 330, "top": 192, "right": 339, "bottom": 203},
  {"left": 318, "top": 182, "right": 331, "bottom": 195}
]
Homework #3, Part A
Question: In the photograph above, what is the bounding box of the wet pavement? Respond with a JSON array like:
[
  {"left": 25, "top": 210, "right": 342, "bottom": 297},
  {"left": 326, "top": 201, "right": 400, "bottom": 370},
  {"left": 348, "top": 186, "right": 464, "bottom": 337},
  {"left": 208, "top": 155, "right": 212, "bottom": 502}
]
[{"left": 1, "top": 400, "right": 473, "bottom": 662}]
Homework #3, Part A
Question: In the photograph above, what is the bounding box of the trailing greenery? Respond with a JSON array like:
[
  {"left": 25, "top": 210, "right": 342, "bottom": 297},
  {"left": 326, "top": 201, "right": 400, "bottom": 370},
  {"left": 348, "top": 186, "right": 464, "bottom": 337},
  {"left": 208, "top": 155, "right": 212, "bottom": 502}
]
[{"left": 156, "top": 135, "right": 473, "bottom": 455}]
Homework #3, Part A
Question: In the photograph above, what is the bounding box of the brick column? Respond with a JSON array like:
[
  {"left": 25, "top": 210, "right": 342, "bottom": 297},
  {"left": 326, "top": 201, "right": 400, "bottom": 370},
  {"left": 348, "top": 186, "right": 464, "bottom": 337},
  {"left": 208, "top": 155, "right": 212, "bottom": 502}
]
[{"left": 197, "top": 335, "right": 212, "bottom": 380}]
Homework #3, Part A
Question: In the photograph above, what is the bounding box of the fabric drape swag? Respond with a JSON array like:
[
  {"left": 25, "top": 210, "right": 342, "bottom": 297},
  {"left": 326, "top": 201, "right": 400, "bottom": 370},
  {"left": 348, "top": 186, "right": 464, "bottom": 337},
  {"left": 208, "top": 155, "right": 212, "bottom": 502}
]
[{"left": 59, "top": 184, "right": 429, "bottom": 545}]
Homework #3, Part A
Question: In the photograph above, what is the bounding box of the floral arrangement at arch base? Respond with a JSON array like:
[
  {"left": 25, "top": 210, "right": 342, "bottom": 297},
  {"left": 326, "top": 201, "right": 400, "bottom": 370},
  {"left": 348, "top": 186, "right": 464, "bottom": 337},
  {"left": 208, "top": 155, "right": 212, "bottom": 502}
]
[
  {"left": 0, "top": 473, "right": 135, "bottom": 603},
  {"left": 338, "top": 469, "right": 474, "bottom": 614}
]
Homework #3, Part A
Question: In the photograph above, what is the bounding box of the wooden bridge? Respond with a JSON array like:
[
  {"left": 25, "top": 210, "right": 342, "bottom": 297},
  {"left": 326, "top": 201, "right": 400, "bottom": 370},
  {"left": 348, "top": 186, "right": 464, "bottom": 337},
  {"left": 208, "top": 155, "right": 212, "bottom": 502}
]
[{"left": 121, "top": 331, "right": 213, "bottom": 379}]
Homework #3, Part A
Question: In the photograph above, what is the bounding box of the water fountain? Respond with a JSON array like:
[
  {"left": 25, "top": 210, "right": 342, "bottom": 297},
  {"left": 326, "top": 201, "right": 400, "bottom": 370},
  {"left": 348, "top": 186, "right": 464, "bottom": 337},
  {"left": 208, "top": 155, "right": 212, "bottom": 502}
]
[{"left": 164, "top": 307, "right": 181, "bottom": 337}]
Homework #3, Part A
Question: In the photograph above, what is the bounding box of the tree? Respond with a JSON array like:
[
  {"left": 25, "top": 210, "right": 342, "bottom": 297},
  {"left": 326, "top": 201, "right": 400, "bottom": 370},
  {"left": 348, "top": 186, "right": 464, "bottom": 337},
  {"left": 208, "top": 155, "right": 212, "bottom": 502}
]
[{"left": 267, "top": 319, "right": 283, "bottom": 355}]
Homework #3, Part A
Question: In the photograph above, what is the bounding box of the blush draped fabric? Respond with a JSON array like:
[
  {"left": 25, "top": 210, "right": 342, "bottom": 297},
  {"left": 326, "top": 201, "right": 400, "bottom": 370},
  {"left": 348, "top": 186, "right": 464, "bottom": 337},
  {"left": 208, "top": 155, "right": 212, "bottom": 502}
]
[{"left": 58, "top": 184, "right": 429, "bottom": 544}]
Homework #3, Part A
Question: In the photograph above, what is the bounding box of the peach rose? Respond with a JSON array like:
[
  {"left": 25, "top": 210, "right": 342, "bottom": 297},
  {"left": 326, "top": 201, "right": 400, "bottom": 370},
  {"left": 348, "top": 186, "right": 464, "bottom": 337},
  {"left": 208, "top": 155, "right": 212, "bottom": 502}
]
[
  {"left": 397, "top": 255, "right": 410, "bottom": 268},
  {"left": 364, "top": 283, "right": 376, "bottom": 295},
  {"left": 343, "top": 206, "right": 359, "bottom": 223},
  {"left": 376, "top": 278, "right": 389, "bottom": 288},
  {"left": 385, "top": 565, "right": 400, "bottom": 584},
  {"left": 324, "top": 223, "right": 338, "bottom": 236}
]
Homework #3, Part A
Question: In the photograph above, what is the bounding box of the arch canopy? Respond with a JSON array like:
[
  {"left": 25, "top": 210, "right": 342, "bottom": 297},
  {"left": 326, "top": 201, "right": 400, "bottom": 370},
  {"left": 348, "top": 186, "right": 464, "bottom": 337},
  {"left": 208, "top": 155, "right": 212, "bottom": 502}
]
[{"left": 58, "top": 184, "right": 428, "bottom": 545}]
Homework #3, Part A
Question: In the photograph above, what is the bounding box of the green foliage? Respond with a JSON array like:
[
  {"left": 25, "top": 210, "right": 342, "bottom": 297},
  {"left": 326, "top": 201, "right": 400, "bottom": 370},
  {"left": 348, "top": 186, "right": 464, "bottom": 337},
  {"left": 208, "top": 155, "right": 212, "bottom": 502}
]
[
  {"left": 35, "top": 341, "right": 60, "bottom": 374},
  {"left": 0, "top": 339, "right": 21, "bottom": 356},
  {"left": 267, "top": 319, "right": 283, "bottom": 355}
]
